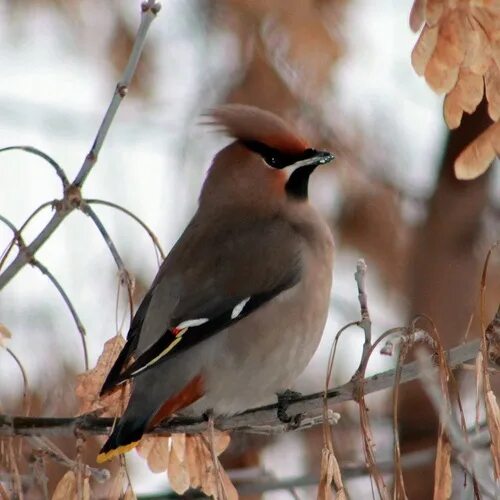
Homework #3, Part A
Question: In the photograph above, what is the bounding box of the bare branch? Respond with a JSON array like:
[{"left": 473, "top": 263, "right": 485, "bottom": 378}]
[
  {"left": 417, "top": 350, "right": 499, "bottom": 498},
  {"left": 0, "top": 1, "right": 161, "bottom": 291},
  {"left": 28, "top": 436, "right": 109, "bottom": 483},
  {"left": 0, "top": 214, "right": 89, "bottom": 371},
  {"left": 73, "top": 0, "right": 161, "bottom": 188},
  {"left": 0, "top": 201, "right": 54, "bottom": 273},
  {"left": 85, "top": 198, "right": 165, "bottom": 262},
  {"left": 4, "top": 347, "right": 30, "bottom": 416},
  {"left": 0, "top": 339, "right": 481, "bottom": 438},
  {"left": 31, "top": 260, "right": 89, "bottom": 371},
  {"left": 352, "top": 258, "right": 372, "bottom": 378},
  {"left": 80, "top": 203, "right": 134, "bottom": 322}
]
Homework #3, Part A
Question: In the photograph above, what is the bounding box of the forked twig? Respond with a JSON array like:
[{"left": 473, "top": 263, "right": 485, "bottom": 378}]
[
  {"left": 0, "top": 0, "right": 161, "bottom": 291},
  {"left": 0, "top": 214, "right": 89, "bottom": 370}
]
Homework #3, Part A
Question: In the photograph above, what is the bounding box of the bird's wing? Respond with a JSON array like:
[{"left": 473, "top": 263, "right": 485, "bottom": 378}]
[{"left": 100, "top": 212, "right": 303, "bottom": 394}]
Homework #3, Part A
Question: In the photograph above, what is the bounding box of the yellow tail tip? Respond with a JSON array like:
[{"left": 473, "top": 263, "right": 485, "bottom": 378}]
[{"left": 96, "top": 440, "right": 140, "bottom": 464}]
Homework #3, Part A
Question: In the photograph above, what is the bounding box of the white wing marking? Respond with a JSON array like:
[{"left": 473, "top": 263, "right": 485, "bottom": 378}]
[
  {"left": 176, "top": 318, "right": 209, "bottom": 329},
  {"left": 231, "top": 297, "right": 251, "bottom": 319}
]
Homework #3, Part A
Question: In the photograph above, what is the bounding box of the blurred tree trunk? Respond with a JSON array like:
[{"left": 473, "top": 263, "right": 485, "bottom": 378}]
[{"left": 398, "top": 99, "right": 493, "bottom": 498}]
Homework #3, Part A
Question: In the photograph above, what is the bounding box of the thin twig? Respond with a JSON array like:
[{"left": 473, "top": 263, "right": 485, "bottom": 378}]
[
  {"left": 31, "top": 260, "right": 89, "bottom": 371},
  {"left": 417, "top": 350, "right": 498, "bottom": 498},
  {"left": 0, "top": 214, "right": 89, "bottom": 371},
  {"left": 4, "top": 348, "right": 30, "bottom": 416},
  {"left": 73, "top": 0, "right": 161, "bottom": 187},
  {"left": 0, "top": 145, "right": 69, "bottom": 188},
  {"left": 0, "top": 339, "right": 482, "bottom": 438},
  {"left": 0, "top": 200, "right": 54, "bottom": 273},
  {"left": 352, "top": 259, "right": 371, "bottom": 379},
  {"left": 80, "top": 203, "right": 134, "bottom": 323},
  {"left": 0, "top": 1, "right": 161, "bottom": 291},
  {"left": 28, "top": 436, "right": 109, "bottom": 483},
  {"left": 85, "top": 198, "right": 165, "bottom": 262}
]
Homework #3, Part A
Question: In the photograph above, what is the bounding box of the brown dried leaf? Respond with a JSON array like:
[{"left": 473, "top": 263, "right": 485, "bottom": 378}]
[
  {"left": 137, "top": 436, "right": 170, "bottom": 473},
  {"left": 455, "top": 121, "right": 500, "bottom": 179},
  {"left": 426, "top": 0, "right": 446, "bottom": 26},
  {"left": 207, "top": 429, "right": 231, "bottom": 456},
  {"left": 444, "top": 92, "right": 464, "bottom": 129},
  {"left": 317, "top": 446, "right": 346, "bottom": 500},
  {"left": 219, "top": 466, "right": 239, "bottom": 500},
  {"left": 82, "top": 476, "right": 90, "bottom": 500},
  {"left": 425, "top": 11, "right": 465, "bottom": 93},
  {"left": 464, "top": 16, "right": 491, "bottom": 74},
  {"left": 185, "top": 436, "right": 203, "bottom": 489},
  {"left": 52, "top": 470, "right": 77, "bottom": 500},
  {"left": 485, "top": 63, "right": 500, "bottom": 120},
  {"left": 167, "top": 443, "right": 190, "bottom": 495},
  {"left": 410, "top": 0, "right": 426, "bottom": 32},
  {"left": 0, "top": 483, "right": 9, "bottom": 500},
  {"left": 485, "top": 390, "right": 500, "bottom": 478},
  {"left": 436, "top": 11, "right": 466, "bottom": 68},
  {"left": 75, "top": 335, "right": 130, "bottom": 417},
  {"left": 412, "top": 24, "right": 439, "bottom": 76},
  {"left": 425, "top": 51, "right": 460, "bottom": 94},
  {"left": 123, "top": 485, "right": 136, "bottom": 500},
  {"left": 170, "top": 433, "right": 186, "bottom": 462},
  {"left": 0, "top": 323, "right": 12, "bottom": 347},
  {"left": 433, "top": 433, "right": 452, "bottom": 500},
  {"left": 444, "top": 68, "right": 484, "bottom": 128}
]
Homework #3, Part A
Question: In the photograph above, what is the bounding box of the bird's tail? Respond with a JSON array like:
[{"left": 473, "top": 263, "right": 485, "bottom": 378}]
[{"left": 96, "top": 413, "right": 151, "bottom": 463}]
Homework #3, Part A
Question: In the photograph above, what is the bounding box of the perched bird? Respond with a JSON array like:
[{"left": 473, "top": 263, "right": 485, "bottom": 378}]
[{"left": 97, "top": 104, "right": 335, "bottom": 463}]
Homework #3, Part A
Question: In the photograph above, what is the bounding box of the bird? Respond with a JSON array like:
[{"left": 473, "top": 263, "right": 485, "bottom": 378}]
[{"left": 96, "top": 104, "right": 335, "bottom": 463}]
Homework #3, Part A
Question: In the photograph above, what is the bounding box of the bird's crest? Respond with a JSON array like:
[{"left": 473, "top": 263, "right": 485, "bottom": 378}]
[{"left": 207, "top": 104, "right": 309, "bottom": 155}]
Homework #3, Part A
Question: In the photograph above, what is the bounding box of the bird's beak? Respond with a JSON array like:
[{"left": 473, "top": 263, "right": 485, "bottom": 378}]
[{"left": 291, "top": 149, "right": 335, "bottom": 170}]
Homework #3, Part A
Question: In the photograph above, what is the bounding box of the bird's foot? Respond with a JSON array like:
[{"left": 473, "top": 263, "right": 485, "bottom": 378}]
[{"left": 277, "top": 390, "right": 302, "bottom": 426}]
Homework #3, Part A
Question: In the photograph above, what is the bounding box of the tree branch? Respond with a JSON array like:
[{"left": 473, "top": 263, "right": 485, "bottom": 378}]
[
  {"left": 0, "top": 339, "right": 481, "bottom": 438},
  {"left": 0, "top": 1, "right": 161, "bottom": 291}
]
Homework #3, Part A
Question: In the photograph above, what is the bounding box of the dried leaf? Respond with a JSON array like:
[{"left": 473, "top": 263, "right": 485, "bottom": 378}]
[
  {"left": 444, "top": 92, "right": 464, "bottom": 129},
  {"left": 123, "top": 486, "right": 136, "bottom": 500},
  {"left": 464, "top": 17, "right": 491, "bottom": 74},
  {"left": 485, "top": 62, "right": 500, "bottom": 120},
  {"left": 75, "top": 335, "right": 130, "bottom": 417},
  {"left": 444, "top": 68, "right": 484, "bottom": 128},
  {"left": 317, "top": 446, "right": 346, "bottom": 500},
  {"left": 433, "top": 433, "right": 452, "bottom": 500},
  {"left": 412, "top": 24, "right": 439, "bottom": 76},
  {"left": 170, "top": 433, "right": 186, "bottom": 462},
  {"left": 410, "top": 0, "right": 425, "bottom": 32},
  {"left": 52, "top": 471, "right": 77, "bottom": 500},
  {"left": 424, "top": 12, "right": 465, "bottom": 93},
  {"left": 426, "top": 0, "right": 446, "bottom": 26},
  {"left": 485, "top": 390, "right": 500, "bottom": 478},
  {"left": 218, "top": 466, "right": 239, "bottom": 500},
  {"left": 82, "top": 476, "right": 90, "bottom": 500},
  {"left": 137, "top": 436, "right": 170, "bottom": 473},
  {"left": 185, "top": 436, "right": 203, "bottom": 489},
  {"left": 0, "top": 483, "right": 9, "bottom": 500},
  {"left": 455, "top": 121, "right": 500, "bottom": 179},
  {"left": 167, "top": 443, "right": 190, "bottom": 495},
  {"left": 0, "top": 323, "right": 12, "bottom": 347}
]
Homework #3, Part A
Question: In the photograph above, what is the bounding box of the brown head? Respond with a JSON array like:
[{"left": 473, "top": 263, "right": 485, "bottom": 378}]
[{"left": 200, "top": 104, "right": 334, "bottom": 209}]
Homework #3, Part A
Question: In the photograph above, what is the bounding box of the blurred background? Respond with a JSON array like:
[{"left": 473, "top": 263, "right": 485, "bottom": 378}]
[{"left": 0, "top": 0, "right": 499, "bottom": 498}]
